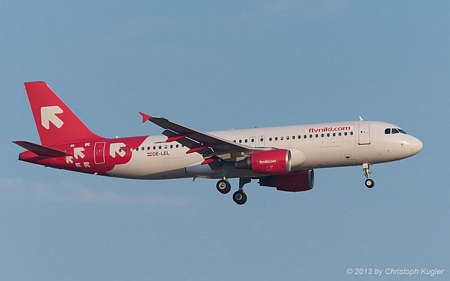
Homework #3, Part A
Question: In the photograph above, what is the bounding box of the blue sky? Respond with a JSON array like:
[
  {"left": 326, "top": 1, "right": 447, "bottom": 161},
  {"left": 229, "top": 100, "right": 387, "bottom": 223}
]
[{"left": 1, "top": 1, "right": 448, "bottom": 280}]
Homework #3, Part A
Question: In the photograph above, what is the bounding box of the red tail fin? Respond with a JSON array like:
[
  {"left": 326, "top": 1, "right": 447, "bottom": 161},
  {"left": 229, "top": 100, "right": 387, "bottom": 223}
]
[{"left": 24, "top": 81, "right": 103, "bottom": 146}]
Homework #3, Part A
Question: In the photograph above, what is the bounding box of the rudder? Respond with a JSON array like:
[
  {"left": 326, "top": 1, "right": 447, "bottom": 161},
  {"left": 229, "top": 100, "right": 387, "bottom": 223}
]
[{"left": 24, "top": 81, "right": 103, "bottom": 146}]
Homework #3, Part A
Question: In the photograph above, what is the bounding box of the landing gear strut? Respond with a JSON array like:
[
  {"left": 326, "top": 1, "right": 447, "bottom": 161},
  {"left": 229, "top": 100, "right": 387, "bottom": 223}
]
[
  {"left": 232, "top": 177, "right": 250, "bottom": 205},
  {"left": 363, "top": 163, "right": 375, "bottom": 188}
]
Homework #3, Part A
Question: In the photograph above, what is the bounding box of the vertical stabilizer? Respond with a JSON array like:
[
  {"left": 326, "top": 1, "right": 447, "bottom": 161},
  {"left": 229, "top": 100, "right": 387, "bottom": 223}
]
[{"left": 24, "top": 81, "right": 103, "bottom": 146}]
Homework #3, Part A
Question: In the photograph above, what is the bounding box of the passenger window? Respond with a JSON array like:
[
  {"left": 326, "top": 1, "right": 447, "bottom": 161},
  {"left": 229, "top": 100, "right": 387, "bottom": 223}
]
[
  {"left": 269, "top": 137, "right": 272, "bottom": 141},
  {"left": 136, "top": 147, "right": 139, "bottom": 151},
  {"left": 147, "top": 146, "right": 151, "bottom": 150},
  {"left": 260, "top": 138, "right": 264, "bottom": 142},
  {"left": 275, "top": 137, "right": 278, "bottom": 141},
  {"left": 281, "top": 136, "right": 284, "bottom": 140},
  {"left": 321, "top": 134, "right": 324, "bottom": 138},
  {"left": 153, "top": 146, "right": 156, "bottom": 150}
]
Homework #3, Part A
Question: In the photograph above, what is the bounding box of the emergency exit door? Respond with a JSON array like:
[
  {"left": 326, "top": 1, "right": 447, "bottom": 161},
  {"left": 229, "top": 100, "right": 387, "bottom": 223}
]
[{"left": 94, "top": 142, "right": 106, "bottom": 164}]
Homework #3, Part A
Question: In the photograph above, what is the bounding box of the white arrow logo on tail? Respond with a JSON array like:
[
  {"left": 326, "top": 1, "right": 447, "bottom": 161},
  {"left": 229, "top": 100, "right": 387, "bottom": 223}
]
[
  {"left": 65, "top": 156, "right": 73, "bottom": 164},
  {"left": 74, "top": 147, "right": 85, "bottom": 159},
  {"left": 41, "top": 106, "right": 64, "bottom": 129},
  {"left": 110, "top": 143, "right": 126, "bottom": 158}
]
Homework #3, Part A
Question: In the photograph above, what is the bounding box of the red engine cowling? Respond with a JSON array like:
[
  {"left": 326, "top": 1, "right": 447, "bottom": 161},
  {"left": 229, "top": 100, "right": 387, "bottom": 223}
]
[
  {"left": 259, "top": 169, "right": 314, "bottom": 192},
  {"left": 235, "top": 149, "right": 292, "bottom": 174}
]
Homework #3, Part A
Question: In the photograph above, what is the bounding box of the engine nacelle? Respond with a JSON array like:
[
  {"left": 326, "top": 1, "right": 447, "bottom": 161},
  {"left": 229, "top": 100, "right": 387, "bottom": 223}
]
[
  {"left": 259, "top": 169, "right": 314, "bottom": 192},
  {"left": 235, "top": 149, "right": 291, "bottom": 175}
]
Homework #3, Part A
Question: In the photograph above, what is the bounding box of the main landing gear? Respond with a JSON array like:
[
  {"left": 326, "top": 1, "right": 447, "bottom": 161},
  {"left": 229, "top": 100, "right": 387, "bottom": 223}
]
[
  {"left": 363, "top": 163, "right": 375, "bottom": 188},
  {"left": 216, "top": 178, "right": 231, "bottom": 194},
  {"left": 216, "top": 177, "right": 250, "bottom": 205}
]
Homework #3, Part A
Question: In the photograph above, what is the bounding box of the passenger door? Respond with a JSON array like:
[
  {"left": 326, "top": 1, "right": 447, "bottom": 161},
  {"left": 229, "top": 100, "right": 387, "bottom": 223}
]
[{"left": 358, "top": 123, "right": 371, "bottom": 145}]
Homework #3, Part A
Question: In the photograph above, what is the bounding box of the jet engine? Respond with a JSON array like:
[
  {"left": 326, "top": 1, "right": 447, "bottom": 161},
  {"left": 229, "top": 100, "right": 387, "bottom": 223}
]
[
  {"left": 235, "top": 149, "right": 291, "bottom": 174},
  {"left": 259, "top": 169, "right": 314, "bottom": 192}
]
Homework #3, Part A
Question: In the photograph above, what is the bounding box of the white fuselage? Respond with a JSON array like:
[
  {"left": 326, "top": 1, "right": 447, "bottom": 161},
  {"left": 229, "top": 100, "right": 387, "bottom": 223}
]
[{"left": 108, "top": 120, "right": 423, "bottom": 180}]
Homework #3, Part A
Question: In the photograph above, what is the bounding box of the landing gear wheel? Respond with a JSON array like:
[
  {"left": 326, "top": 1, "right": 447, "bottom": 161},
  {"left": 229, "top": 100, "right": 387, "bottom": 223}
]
[
  {"left": 216, "top": 179, "right": 231, "bottom": 194},
  {"left": 365, "top": 179, "right": 375, "bottom": 188},
  {"left": 362, "top": 163, "right": 374, "bottom": 188},
  {"left": 232, "top": 191, "right": 247, "bottom": 205}
]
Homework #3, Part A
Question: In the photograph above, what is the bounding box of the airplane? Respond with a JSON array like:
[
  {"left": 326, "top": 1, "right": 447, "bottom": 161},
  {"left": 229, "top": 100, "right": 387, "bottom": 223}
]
[{"left": 14, "top": 81, "right": 423, "bottom": 205}]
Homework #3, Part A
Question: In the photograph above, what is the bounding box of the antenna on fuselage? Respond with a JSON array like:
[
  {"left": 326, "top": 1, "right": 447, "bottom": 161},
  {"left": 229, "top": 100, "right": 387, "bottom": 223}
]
[{"left": 359, "top": 116, "right": 364, "bottom": 121}]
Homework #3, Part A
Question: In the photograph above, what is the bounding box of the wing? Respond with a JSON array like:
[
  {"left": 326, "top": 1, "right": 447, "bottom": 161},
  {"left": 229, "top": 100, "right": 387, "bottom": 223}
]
[{"left": 139, "top": 112, "right": 265, "bottom": 167}]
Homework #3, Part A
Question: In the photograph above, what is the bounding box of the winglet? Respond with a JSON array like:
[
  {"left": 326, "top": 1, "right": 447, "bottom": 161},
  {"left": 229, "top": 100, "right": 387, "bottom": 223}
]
[{"left": 139, "top": 112, "right": 152, "bottom": 123}]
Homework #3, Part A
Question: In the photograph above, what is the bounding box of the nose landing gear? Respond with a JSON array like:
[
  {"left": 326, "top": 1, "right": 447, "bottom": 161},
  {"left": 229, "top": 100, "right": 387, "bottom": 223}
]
[{"left": 363, "top": 163, "right": 375, "bottom": 188}]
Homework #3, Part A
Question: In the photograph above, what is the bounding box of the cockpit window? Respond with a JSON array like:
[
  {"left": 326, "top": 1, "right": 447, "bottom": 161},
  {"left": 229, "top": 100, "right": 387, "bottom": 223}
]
[{"left": 385, "top": 127, "right": 408, "bottom": 135}]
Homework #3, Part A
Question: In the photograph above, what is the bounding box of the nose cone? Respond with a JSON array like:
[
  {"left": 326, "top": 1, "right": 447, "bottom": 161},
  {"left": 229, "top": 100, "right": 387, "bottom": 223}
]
[{"left": 405, "top": 136, "right": 423, "bottom": 156}]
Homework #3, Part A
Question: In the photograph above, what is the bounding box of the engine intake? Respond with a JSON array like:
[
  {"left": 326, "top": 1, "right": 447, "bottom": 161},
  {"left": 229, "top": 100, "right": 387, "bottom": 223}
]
[{"left": 235, "top": 149, "right": 291, "bottom": 175}]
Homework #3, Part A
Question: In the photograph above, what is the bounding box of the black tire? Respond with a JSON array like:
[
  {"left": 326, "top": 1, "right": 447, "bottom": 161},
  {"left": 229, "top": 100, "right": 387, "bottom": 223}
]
[
  {"left": 232, "top": 191, "right": 247, "bottom": 205},
  {"left": 365, "top": 179, "right": 375, "bottom": 188},
  {"left": 216, "top": 179, "right": 231, "bottom": 194}
]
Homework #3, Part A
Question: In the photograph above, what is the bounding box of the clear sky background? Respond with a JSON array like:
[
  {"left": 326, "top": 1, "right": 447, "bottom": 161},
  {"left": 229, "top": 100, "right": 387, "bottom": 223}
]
[{"left": 1, "top": 1, "right": 448, "bottom": 280}]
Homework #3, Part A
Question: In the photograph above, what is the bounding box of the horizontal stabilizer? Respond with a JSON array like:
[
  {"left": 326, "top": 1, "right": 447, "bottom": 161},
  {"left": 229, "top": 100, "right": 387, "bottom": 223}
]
[{"left": 13, "top": 140, "right": 68, "bottom": 157}]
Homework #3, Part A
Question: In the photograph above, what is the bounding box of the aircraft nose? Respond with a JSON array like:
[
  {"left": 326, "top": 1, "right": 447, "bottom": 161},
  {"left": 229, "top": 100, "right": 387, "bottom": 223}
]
[{"left": 405, "top": 137, "right": 423, "bottom": 155}]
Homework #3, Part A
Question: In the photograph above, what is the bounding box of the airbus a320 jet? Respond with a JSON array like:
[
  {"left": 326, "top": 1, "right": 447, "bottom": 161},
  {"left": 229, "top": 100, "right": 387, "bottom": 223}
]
[{"left": 14, "top": 81, "right": 423, "bottom": 205}]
